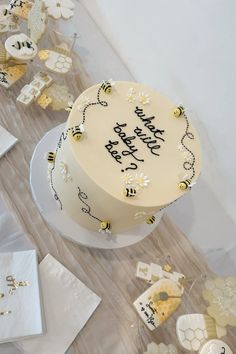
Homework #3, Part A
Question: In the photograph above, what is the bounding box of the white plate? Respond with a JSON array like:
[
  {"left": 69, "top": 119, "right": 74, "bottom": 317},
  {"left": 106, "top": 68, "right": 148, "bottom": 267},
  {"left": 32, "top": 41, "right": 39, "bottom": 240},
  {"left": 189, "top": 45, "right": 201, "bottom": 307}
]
[{"left": 30, "top": 124, "right": 164, "bottom": 249}]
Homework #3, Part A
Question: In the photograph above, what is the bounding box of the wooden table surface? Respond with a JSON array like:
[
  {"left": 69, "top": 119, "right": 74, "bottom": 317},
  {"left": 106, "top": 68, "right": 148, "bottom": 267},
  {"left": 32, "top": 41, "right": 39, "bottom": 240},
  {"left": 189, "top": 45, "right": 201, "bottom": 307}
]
[{"left": 0, "top": 58, "right": 235, "bottom": 354}]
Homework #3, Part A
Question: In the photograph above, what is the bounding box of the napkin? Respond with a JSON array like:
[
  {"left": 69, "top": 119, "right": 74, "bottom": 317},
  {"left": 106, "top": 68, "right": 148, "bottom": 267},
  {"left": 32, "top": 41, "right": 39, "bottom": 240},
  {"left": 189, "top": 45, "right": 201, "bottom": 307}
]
[
  {"left": 0, "top": 125, "right": 18, "bottom": 158},
  {"left": 17, "top": 254, "right": 101, "bottom": 354},
  {"left": 0, "top": 250, "right": 44, "bottom": 343}
]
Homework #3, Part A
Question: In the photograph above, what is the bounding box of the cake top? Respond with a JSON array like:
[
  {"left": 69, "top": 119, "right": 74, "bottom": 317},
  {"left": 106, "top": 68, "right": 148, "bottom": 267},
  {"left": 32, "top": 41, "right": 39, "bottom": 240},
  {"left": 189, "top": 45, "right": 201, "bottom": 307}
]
[{"left": 67, "top": 81, "right": 201, "bottom": 207}]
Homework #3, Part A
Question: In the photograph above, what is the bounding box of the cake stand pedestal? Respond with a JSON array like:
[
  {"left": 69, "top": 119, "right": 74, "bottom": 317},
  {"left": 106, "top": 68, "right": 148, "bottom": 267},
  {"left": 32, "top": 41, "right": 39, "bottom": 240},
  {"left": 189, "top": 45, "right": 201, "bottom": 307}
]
[{"left": 30, "top": 124, "right": 164, "bottom": 249}]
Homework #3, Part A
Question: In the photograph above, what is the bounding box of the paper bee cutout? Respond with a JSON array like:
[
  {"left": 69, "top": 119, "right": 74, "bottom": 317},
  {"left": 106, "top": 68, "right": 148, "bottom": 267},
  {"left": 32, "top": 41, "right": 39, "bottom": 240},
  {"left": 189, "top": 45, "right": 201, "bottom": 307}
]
[
  {"left": 133, "top": 278, "right": 182, "bottom": 331},
  {"left": 17, "top": 71, "right": 74, "bottom": 111},
  {"left": 5, "top": 33, "right": 38, "bottom": 60},
  {"left": 8, "top": 0, "right": 32, "bottom": 19},
  {"left": 0, "top": 64, "right": 27, "bottom": 88},
  {"left": 28, "top": 0, "right": 47, "bottom": 43},
  {"left": 199, "top": 340, "right": 232, "bottom": 354},
  {"left": 0, "top": 5, "right": 20, "bottom": 33},
  {"left": 38, "top": 43, "right": 72, "bottom": 74}
]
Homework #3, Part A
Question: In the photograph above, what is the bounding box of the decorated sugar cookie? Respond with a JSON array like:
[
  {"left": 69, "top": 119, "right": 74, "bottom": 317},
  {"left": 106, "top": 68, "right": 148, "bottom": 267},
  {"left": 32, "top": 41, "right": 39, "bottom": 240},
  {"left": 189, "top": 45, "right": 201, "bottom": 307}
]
[
  {"left": 17, "top": 71, "right": 53, "bottom": 105},
  {"left": 38, "top": 43, "right": 72, "bottom": 74},
  {"left": 176, "top": 314, "right": 227, "bottom": 351},
  {"left": 28, "top": 0, "right": 47, "bottom": 43},
  {"left": 8, "top": 0, "right": 32, "bottom": 19},
  {"left": 43, "top": 0, "right": 75, "bottom": 19},
  {"left": 0, "top": 5, "right": 20, "bottom": 33},
  {"left": 5, "top": 33, "right": 37, "bottom": 60},
  {"left": 0, "top": 64, "right": 27, "bottom": 88},
  {"left": 133, "top": 278, "right": 182, "bottom": 330},
  {"left": 202, "top": 276, "right": 236, "bottom": 327},
  {"left": 199, "top": 339, "right": 232, "bottom": 354},
  {"left": 144, "top": 342, "right": 178, "bottom": 354},
  {"left": 136, "top": 261, "right": 185, "bottom": 288}
]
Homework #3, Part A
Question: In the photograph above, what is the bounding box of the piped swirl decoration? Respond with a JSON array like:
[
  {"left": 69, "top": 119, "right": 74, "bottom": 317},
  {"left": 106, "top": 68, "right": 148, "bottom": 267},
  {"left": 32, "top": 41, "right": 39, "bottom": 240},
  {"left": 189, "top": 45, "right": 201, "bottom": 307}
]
[
  {"left": 77, "top": 186, "right": 102, "bottom": 223},
  {"left": 49, "top": 83, "right": 109, "bottom": 210},
  {"left": 180, "top": 111, "right": 196, "bottom": 180},
  {"left": 81, "top": 85, "right": 108, "bottom": 125}
]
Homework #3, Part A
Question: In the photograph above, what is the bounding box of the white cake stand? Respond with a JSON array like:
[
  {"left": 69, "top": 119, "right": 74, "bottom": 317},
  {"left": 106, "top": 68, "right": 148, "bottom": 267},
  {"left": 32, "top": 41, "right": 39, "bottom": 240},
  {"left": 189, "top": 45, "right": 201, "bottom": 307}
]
[{"left": 30, "top": 123, "right": 164, "bottom": 249}]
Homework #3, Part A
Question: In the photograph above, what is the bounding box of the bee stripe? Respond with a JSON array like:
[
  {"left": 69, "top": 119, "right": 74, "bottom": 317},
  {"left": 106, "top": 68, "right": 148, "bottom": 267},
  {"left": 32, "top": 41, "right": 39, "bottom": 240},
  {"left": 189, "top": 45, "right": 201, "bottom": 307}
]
[{"left": 101, "top": 81, "right": 112, "bottom": 94}]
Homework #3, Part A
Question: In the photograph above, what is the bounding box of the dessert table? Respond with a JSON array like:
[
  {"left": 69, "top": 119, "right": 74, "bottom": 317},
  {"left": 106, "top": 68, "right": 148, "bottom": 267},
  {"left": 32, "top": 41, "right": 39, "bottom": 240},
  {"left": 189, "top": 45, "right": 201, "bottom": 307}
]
[{"left": 0, "top": 4, "right": 235, "bottom": 353}]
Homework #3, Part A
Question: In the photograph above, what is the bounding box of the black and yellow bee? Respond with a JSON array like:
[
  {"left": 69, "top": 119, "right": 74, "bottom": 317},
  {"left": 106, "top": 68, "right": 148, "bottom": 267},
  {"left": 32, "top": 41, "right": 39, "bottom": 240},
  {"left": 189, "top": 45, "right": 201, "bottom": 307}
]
[
  {"left": 146, "top": 215, "right": 155, "bottom": 224},
  {"left": 71, "top": 125, "right": 83, "bottom": 141},
  {"left": 124, "top": 187, "right": 137, "bottom": 197},
  {"left": 100, "top": 221, "right": 111, "bottom": 233},
  {"left": 12, "top": 40, "right": 33, "bottom": 51},
  {"left": 47, "top": 152, "right": 55, "bottom": 163},
  {"left": 179, "top": 179, "right": 191, "bottom": 190},
  {"left": 101, "top": 80, "right": 112, "bottom": 94},
  {"left": 173, "top": 106, "right": 184, "bottom": 118}
]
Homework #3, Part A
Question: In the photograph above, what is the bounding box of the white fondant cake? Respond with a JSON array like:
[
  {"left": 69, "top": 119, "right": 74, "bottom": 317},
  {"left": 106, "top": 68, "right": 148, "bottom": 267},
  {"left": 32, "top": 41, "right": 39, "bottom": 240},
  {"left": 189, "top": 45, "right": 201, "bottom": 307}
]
[{"left": 48, "top": 81, "right": 201, "bottom": 234}]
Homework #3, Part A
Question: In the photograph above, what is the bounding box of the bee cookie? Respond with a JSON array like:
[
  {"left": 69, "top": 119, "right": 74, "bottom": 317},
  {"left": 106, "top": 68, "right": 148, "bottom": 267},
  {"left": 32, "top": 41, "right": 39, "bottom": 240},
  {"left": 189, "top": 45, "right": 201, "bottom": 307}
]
[
  {"left": 199, "top": 339, "right": 232, "bottom": 354},
  {"left": 0, "top": 5, "right": 20, "bottom": 33},
  {"left": 133, "top": 278, "right": 182, "bottom": 331},
  {"left": 9, "top": 0, "right": 32, "bottom": 19},
  {"left": 0, "top": 64, "right": 27, "bottom": 88},
  {"left": 176, "top": 314, "right": 227, "bottom": 352},
  {"left": 5, "top": 33, "right": 37, "bottom": 60},
  {"left": 28, "top": 0, "right": 47, "bottom": 43},
  {"left": 38, "top": 43, "right": 72, "bottom": 74}
]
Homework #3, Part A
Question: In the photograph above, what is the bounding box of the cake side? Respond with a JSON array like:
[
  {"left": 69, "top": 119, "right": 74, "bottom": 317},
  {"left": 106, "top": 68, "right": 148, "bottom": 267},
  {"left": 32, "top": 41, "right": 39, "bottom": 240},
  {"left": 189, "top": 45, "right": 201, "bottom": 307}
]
[{"left": 48, "top": 81, "right": 201, "bottom": 233}]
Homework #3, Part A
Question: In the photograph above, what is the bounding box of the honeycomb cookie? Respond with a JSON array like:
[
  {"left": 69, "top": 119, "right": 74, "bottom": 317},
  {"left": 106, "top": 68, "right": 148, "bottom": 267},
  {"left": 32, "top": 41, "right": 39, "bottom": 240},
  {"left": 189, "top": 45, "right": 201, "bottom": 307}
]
[
  {"left": 38, "top": 43, "right": 72, "bottom": 74},
  {"left": 176, "top": 314, "right": 227, "bottom": 351},
  {"left": 133, "top": 278, "right": 182, "bottom": 331},
  {"left": 199, "top": 339, "right": 232, "bottom": 354}
]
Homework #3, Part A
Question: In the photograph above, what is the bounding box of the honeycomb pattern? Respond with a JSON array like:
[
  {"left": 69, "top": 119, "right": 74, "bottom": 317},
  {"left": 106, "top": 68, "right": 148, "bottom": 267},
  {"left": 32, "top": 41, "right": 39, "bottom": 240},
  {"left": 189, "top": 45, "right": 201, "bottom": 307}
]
[
  {"left": 179, "top": 327, "right": 207, "bottom": 351},
  {"left": 202, "top": 276, "right": 236, "bottom": 327}
]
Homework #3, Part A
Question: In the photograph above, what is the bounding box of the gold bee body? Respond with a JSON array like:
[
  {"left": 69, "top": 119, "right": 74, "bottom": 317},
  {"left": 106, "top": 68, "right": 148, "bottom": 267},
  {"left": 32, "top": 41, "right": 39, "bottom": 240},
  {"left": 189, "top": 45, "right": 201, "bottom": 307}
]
[
  {"left": 179, "top": 179, "right": 191, "bottom": 190},
  {"left": 100, "top": 221, "right": 111, "bottom": 232},
  {"left": 146, "top": 215, "right": 155, "bottom": 224},
  {"left": 173, "top": 106, "right": 184, "bottom": 117},
  {"left": 47, "top": 152, "right": 55, "bottom": 163},
  {"left": 124, "top": 187, "right": 137, "bottom": 197},
  {"left": 71, "top": 126, "right": 83, "bottom": 141},
  {"left": 101, "top": 80, "right": 112, "bottom": 94}
]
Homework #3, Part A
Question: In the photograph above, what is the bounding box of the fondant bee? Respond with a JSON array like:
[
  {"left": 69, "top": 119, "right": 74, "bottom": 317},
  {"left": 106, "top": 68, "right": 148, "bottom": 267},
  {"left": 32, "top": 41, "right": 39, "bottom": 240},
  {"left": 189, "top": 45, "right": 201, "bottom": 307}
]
[
  {"left": 47, "top": 152, "right": 55, "bottom": 163},
  {"left": 101, "top": 80, "right": 112, "bottom": 94},
  {"left": 173, "top": 106, "right": 184, "bottom": 118},
  {"left": 124, "top": 187, "right": 137, "bottom": 197},
  {"left": 12, "top": 40, "right": 33, "bottom": 51},
  {"left": 179, "top": 179, "right": 192, "bottom": 190},
  {"left": 99, "top": 221, "right": 111, "bottom": 234},
  {"left": 146, "top": 215, "right": 155, "bottom": 224},
  {"left": 71, "top": 125, "right": 83, "bottom": 141}
]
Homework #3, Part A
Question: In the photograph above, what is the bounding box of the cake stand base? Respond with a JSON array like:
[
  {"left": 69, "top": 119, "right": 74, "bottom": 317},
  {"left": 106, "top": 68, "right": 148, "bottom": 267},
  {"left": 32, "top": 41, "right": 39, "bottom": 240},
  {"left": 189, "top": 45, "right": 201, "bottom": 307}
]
[{"left": 30, "top": 123, "right": 164, "bottom": 249}]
